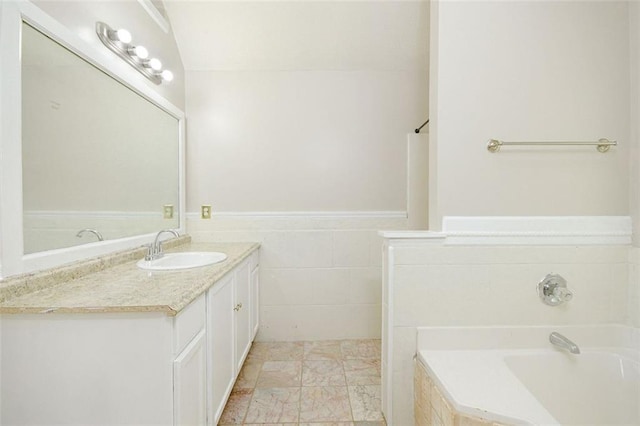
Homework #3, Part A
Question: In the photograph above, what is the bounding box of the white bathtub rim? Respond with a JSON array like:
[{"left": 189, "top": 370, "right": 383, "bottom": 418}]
[
  {"left": 417, "top": 346, "right": 639, "bottom": 426},
  {"left": 415, "top": 324, "right": 639, "bottom": 425},
  {"left": 416, "top": 323, "right": 639, "bottom": 352},
  {"left": 417, "top": 350, "right": 548, "bottom": 425}
]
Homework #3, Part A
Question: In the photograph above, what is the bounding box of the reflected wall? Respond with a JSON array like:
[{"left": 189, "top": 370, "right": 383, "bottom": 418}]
[{"left": 21, "top": 23, "right": 179, "bottom": 254}]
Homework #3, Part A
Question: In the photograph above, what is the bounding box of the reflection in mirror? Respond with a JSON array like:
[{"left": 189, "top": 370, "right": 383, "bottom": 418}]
[{"left": 21, "top": 23, "right": 180, "bottom": 255}]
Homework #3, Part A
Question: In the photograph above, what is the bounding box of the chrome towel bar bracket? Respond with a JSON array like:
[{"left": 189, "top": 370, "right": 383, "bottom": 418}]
[{"left": 487, "top": 138, "right": 617, "bottom": 153}]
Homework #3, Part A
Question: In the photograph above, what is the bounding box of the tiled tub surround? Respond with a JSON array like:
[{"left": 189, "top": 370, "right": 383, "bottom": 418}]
[
  {"left": 0, "top": 239, "right": 259, "bottom": 314},
  {"left": 219, "top": 339, "right": 386, "bottom": 425},
  {"left": 414, "top": 325, "right": 640, "bottom": 425},
  {"left": 381, "top": 238, "right": 633, "bottom": 425}
]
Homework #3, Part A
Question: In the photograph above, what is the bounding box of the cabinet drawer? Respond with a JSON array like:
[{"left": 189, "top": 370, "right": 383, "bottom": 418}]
[{"left": 174, "top": 294, "right": 205, "bottom": 355}]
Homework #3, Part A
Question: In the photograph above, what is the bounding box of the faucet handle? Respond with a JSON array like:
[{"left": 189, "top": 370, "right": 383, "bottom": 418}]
[
  {"left": 538, "top": 273, "right": 573, "bottom": 306},
  {"left": 144, "top": 244, "right": 155, "bottom": 261},
  {"left": 552, "top": 286, "right": 573, "bottom": 304}
]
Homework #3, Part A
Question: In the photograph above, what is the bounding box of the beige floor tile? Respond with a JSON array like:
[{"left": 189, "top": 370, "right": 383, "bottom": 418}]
[
  {"left": 340, "top": 340, "right": 381, "bottom": 360},
  {"left": 235, "top": 358, "right": 263, "bottom": 389},
  {"left": 302, "top": 360, "right": 346, "bottom": 386},
  {"left": 343, "top": 359, "right": 381, "bottom": 385},
  {"left": 222, "top": 340, "right": 384, "bottom": 425},
  {"left": 249, "top": 341, "right": 304, "bottom": 361},
  {"left": 348, "top": 385, "right": 384, "bottom": 422},
  {"left": 299, "top": 386, "right": 352, "bottom": 422},
  {"left": 299, "top": 423, "right": 355, "bottom": 426},
  {"left": 242, "top": 424, "right": 286, "bottom": 426},
  {"left": 304, "top": 340, "right": 343, "bottom": 360},
  {"left": 219, "top": 388, "right": 253, "bottom": 424},
  {"left": 244, "top": 387, "right": 301, "bottom": 423},
  {"left": 256, "top": 361, "right": 302, "bottom": 388}
]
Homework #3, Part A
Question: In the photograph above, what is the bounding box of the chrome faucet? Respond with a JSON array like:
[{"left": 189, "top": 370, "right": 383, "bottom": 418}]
[
  {"left": 538, "top": 273, "right": 573, "bottom": 306},
  {"left": 549, "top": 332, "right": 580, "bottom": 354},
  {"left": 145, "top": 229, "right": 180, "bottom": 261},
  {"left": 76, "top": 228, "right": 104, "bottom": 241}
]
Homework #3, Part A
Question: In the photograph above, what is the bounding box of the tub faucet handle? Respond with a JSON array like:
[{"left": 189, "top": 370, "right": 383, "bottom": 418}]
[
  {"left": 538, "top": 273, "right": 573, "bottom": 306},
  {"left": 551, "top": 286, "right": 573, "bottom": 304}
]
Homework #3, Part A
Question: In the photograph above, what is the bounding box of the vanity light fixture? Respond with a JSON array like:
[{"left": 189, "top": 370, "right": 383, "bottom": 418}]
[
  {"left": 161, "top": 70, "right": 174, "bottom": 82},
  {"left": 147, "top": 57, "right": 162, "bottom": 71},
  {"left": 127, "top": 45, "right": 149, "bottom": 61},
  {"left": 108, "top": 28, "right": 132, "bottom": 44},
  {"left": 96, "top": 22, "right": 173, "bottom": 85}
]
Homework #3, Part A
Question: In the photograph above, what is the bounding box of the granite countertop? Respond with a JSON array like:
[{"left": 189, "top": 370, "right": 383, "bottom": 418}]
[{"left": 0, "top": 242, "right": 260, "bottom": 316}]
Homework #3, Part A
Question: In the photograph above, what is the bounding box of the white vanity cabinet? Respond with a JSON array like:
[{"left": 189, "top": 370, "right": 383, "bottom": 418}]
[
  {"left": 0, "top": 249, "right": 260, "bottom": 426},
  {"left": 208, "top": 253, "right": 260, "bottom": 425},
  {"left": 250, "top": 252, "right": 260, "bottom": 339},
  {"left": 173, "top": 295, "right": 208, "bottom": 425},
  {"left": 208, "top": 273, "right": 236, "bottom": 423},
  {"left": 1, "top": 294, "right": 208, "bottom": 426},
  {"left": 234, "top": 259, "right": 252, "bottom": 372},
  {"left": 174, "top": 329, "right": 207, "bottom": 425}
]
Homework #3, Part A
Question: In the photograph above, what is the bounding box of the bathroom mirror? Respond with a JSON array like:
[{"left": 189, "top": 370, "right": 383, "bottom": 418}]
[{"left": 20, "top": 23, "right": 180, "bottom": 254}]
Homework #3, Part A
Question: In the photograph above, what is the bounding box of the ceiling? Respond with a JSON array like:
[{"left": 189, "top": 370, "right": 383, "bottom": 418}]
[{"left": 164, "top": 0, "right": 429, "bottom": 71}]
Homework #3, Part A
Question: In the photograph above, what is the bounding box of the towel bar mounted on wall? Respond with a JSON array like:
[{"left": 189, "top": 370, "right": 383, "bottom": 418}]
[{"left": 486, "top": 138, "right": 617, "bottom": 153}]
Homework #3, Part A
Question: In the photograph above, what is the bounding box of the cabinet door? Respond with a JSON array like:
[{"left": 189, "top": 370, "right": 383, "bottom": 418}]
[
  {"left": 250, "top": 264, "right": 259, "bottom": 339},
  {"left": 208, "top": 274, "right": 235, "bottom": 425},
  {"left": 234, "top": 261, "right": 251, "bottom": 372},
  {"left": 173, "top": 329, "right": 207, "bottom": 426}
]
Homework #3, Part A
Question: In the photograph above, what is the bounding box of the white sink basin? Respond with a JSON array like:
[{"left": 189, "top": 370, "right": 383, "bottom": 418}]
[{"left": 137, "top": 252, "right": 228, "bottom": 271}]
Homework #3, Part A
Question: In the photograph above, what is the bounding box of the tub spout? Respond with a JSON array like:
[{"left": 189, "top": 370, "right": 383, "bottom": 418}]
[{"left": 549, "top": 332, "right": 580, "bottom": 354}]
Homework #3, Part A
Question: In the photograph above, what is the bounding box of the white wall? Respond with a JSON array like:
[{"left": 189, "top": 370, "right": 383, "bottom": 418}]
[
  {"left": 168, "top": 1, "right": 429, "bottom": 212},
  {"left": 185, "top": 70, "right": 426, "bottom": 211},
  {"left": 430, "top": 1, "right": 630, "bottom": 227}
]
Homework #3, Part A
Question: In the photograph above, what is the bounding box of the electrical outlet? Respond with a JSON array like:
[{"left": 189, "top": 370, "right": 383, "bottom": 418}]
[
  {"left": 201, "top": 205, "right": 212, "bottom": 219},
  {"left": 163, "top": 204, "right": 174, "bottom": 219}
]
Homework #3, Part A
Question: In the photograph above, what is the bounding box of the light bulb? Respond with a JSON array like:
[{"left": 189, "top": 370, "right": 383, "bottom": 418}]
[
  {"left": 110, "top": 28, "right": 132, "bottom": 44},
  {"left": 128, "top": 45, "right": 149, "bottom": 60},
  {"left": 161, "top": 70, "right": 174, "bottom": 82},
  {"left": 147, "top": 58, "right": 162, "bottom": 71}
]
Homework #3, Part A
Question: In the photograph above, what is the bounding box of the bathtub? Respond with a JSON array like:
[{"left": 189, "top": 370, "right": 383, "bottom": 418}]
[{"left": 415, "top": 325, "right": 639, "bottom": 425}]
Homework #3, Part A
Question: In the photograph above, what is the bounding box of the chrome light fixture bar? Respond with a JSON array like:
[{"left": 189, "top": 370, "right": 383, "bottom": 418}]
[{"left": 96, "top": 22, "right": 173, "bottom": 85}]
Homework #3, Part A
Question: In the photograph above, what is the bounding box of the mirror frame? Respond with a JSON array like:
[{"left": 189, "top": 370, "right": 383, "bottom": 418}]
[{"left": 0, "top": 0, "right": 186, "bottom": 278}]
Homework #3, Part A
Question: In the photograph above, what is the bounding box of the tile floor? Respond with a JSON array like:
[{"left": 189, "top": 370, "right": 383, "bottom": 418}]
[{"left": 219, "top": 339, "right": 386, "bottom": 426}]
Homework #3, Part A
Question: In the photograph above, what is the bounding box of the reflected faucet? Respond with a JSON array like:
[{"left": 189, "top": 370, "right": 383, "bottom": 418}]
[
  {"left": 76, "top": 228, "right": 104, "bottom": 241},
  {"left": 549, "top": 332, "right": 580, "bottom": 354},
  {"left": 145, "top": 229, "right": 180, "bottom": 261}
]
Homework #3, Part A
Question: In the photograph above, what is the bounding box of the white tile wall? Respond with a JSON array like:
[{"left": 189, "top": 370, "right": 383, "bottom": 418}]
[
  {"left": 385, "top": 242, "right": 632, "bottom": 426},
  {"left": 23, "top": 211, "right": 173, "bottom": 253},
  {"left": 629, "top": 248, "right": 640, "bottom": 327},
  {"left": 187, "top": 213, "right": 406, "bottom": 341}
]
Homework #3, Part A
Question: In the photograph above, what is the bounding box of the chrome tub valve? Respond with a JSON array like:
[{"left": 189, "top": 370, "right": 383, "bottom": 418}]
[{"left": 538, "top": 273, "right": 573, "bottom": 306}]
